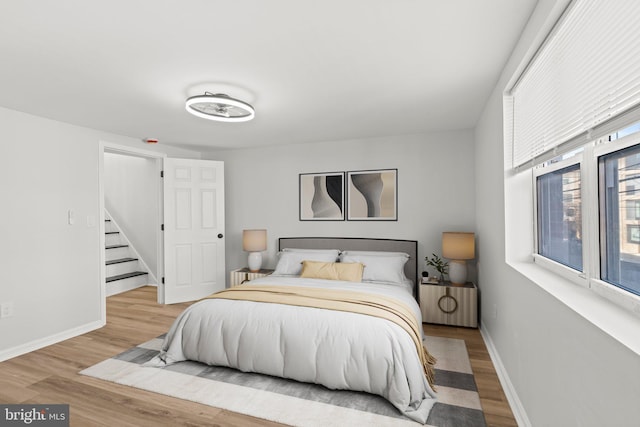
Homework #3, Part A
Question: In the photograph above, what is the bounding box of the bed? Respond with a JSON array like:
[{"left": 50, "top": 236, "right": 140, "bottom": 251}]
[{"left": 147, "top": 237, "right": 437, "bottom": 423}]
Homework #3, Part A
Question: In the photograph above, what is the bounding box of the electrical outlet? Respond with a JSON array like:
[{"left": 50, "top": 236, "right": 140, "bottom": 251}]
[{"left": 0, "top": 302, "right": 14, "bottom": 318}]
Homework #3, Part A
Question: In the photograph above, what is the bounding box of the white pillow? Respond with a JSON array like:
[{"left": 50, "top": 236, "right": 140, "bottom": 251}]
[
  {"left": 339, "top": 251, "right": 410, "bottom": 284},
  {"left": 273, "top": 250, "right": 340, "bottom": 276}
]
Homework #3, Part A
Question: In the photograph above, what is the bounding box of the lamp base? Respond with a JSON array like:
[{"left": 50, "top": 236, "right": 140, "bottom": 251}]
[
  {"left": 248, "top": 252, "right": 262, "bottom": 272},
  {"left": 448, "top": 260, "right": 467, "bottom": 285}
]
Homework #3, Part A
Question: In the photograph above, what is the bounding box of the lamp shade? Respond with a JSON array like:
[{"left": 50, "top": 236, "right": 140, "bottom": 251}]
[
  {"left": 442, "top": 232, "right": 475, "bottom": 260},
  {"left": 242, "top": 229, "right": 267, "bottom": 252}
]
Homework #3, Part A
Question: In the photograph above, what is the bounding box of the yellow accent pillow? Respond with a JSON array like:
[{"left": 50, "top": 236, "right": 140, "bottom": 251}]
[{"left": 300, "top": 260, "right": 364, "bottom": 282}]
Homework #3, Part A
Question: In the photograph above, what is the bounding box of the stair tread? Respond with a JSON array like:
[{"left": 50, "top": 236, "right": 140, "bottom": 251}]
[
  {"left": 106, "top": 257, "right": 138, "bottom": 265},
  {"left": 106, "top": 244, "right": 128, "bottom": 249},
  {"left": 106, "top": 271, "right": 148, "bottom": 283}
]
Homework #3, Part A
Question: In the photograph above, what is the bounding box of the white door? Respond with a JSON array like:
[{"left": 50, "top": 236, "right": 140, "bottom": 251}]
[{"left": 161, "top": 158, "right": 225, "bottom": 304}]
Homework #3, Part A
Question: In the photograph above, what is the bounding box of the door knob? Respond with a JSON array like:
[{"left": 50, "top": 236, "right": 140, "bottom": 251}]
[{"left": 217, "top": 233, "right": 224, "bottom": 238}]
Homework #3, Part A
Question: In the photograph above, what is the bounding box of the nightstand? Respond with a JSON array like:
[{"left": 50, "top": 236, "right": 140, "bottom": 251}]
[
  {"left": 230, "top": 267, "right": 274, "bottom": 287},
  {"left": 420, "top": 281, "right": 478, "bottom": 328}
]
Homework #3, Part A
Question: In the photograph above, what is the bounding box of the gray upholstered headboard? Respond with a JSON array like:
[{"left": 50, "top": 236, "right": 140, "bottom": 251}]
[{"left": 278, "top": 237, "right": 419, "bottom": 300}]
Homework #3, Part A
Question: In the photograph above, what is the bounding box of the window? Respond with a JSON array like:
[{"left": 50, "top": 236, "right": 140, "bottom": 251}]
[
  {"left": 536, "top": 164, "right": 583, "bottom": 271},
  {"left": 599, "top": 143, "right": 640, "bottom": 296},
  {"left": 504, "top": 0, "right": 640, "bottom": 317},
  {"left": 531, "top": 126, "right": 640, "bottom": 306}
]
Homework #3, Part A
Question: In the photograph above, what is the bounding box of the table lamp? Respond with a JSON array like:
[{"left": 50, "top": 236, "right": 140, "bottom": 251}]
[
  {"left": 243, "top": 229, "right": 267, "bottom": 272},
  {"left": 442, "top": 232, "right": 475, "bottom": 285}
]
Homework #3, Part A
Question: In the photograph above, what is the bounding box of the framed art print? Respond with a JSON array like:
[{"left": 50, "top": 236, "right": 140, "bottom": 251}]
[
  {"left": 347, "top": 169, "right": 397, "bottom": 221},
  {"left": 299, "top": 172, "right": 345, "bottom": 221}
]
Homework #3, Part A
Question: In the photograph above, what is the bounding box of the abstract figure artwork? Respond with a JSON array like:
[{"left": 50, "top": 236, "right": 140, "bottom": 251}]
[
  {"left": 299, "top": 172, "right": 345, "bottom": 220},
  {"left": 347, "top": 169, "right": 397, "bottom": 220}
]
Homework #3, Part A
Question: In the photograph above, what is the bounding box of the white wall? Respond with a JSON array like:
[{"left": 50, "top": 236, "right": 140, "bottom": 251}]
[
  {"left": 104, "top": 152, "right": 159, "bottom": 278},
  {"left": 204, "top": 131, "right": 476, "bottom": 283},
  {"left": 0, "top": 106, "right": 200, "bottom": 360},
  {"left": 475, "top": 1, "right": 640, "bottom": 425}
]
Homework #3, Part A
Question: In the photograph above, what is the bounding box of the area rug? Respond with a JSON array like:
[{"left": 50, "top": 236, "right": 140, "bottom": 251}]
[{"left": 80, "top": 335, "right": 485, "bottom": 427}]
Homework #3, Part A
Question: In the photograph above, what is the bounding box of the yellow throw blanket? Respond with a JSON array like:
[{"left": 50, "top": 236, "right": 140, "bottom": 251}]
[{"left": 205, "top": 285, "right": 437, "bottom": 389}]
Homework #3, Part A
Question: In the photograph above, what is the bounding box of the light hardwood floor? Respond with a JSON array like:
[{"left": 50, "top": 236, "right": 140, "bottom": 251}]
[{"left": 0, "top": 286, "right": 516, "bottom": 426}]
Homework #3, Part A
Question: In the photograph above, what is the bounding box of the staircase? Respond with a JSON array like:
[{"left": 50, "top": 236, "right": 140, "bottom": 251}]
[{"left": 105, "top": 214, "right": 149, "bottom": 296}]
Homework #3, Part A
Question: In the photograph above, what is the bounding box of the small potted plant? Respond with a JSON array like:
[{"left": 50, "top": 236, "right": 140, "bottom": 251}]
[{"left": 425, "top": 253, "right": 449, "bottom": 283}]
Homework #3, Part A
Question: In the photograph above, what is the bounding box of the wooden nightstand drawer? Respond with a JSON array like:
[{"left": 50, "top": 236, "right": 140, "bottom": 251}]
[
  {"left": 230, "top": 268, "right": 274, "bottom": 287},
  {"left": 420, "top": 281, "right": 478, "bottom": 328}
]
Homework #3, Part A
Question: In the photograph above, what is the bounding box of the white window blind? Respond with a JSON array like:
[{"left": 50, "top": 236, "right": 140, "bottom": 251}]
[{"left": 509, "top": 0, "right": 640, "bottom": 169}]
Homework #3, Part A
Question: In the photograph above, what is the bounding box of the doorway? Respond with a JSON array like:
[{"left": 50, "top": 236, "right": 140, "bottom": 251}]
[
  {"left": 98, "top": 142, "right": 226, "bottom": 319},
  {"left": 99, "top": 142, "right": 165, "bottom": 320}
]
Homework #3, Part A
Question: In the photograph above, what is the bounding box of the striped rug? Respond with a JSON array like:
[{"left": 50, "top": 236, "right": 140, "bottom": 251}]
[{"left": 81, "top": 335, "right": 485, "bottom": 427}]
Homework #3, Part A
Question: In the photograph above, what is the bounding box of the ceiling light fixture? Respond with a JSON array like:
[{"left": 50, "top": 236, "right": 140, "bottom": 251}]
[{"left": 185, "top": 92, "right": 255, "bottom": 122}]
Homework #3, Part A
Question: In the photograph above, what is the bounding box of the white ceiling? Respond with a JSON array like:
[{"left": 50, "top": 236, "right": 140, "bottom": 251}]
[{"left": 0, "top": 0, "right": 536, "bottom": 151}]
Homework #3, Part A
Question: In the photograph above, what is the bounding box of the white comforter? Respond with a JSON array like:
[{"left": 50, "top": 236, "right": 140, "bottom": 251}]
[{"left": 147, "top": 276, "right": 437, "bottom": 423}]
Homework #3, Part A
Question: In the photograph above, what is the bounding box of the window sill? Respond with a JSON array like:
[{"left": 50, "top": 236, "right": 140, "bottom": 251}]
[{"left": 507, "top": 260, "right": 640, "bottom": 356}]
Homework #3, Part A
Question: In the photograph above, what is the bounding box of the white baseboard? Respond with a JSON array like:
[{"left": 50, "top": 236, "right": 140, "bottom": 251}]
[
  {"left": 0, "top": 320, "right": 105, "bottom": 363},
  {"left": 479, "top": 326, "right": 531, "bottom": 427}
]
